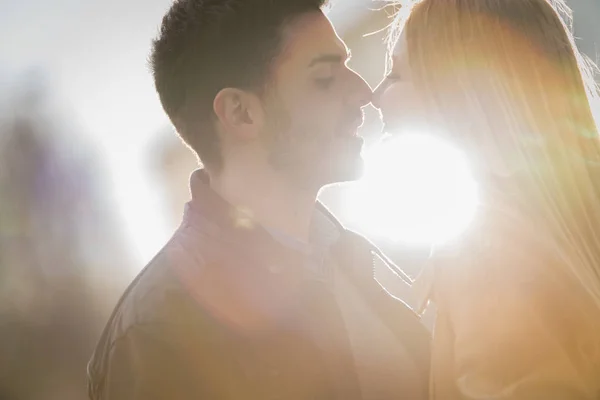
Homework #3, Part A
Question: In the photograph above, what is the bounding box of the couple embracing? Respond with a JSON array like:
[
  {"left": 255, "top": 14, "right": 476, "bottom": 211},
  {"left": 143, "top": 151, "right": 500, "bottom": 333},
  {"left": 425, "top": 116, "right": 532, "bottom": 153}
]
[{"left": 89, "top": 0, "right": 600, "bottom": 399}]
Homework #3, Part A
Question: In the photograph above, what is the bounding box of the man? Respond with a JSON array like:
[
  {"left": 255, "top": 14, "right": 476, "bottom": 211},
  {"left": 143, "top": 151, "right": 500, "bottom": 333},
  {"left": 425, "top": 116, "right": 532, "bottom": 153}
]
[{"left": 87, "top": 1, "right": 430, "bottom": 399}]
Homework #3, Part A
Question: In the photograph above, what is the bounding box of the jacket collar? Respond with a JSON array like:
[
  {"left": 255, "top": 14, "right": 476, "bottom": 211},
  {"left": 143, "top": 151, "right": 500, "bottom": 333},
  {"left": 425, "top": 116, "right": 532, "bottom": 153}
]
[{"left": 183, "top": 169, "right": 409, "bottom": 285}]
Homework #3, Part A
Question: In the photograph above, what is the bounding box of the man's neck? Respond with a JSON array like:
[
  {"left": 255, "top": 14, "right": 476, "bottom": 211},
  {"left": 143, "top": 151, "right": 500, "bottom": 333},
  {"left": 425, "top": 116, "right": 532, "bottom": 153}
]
[{"left": 209, "top": 167, "right": 317, "bottom": 243}]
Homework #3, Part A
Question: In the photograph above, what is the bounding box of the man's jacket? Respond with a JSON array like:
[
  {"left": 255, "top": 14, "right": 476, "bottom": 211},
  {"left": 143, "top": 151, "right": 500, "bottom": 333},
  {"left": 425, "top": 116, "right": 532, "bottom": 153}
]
[{"left": 88, "top": 170, "right": 431, "bottom": 400}]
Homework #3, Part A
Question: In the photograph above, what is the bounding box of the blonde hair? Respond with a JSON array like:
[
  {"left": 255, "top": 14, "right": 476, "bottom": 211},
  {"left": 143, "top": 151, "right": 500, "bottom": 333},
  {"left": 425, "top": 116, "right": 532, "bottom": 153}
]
[{"left": 392, "top": 0, "right": 600, "bottom": 308}]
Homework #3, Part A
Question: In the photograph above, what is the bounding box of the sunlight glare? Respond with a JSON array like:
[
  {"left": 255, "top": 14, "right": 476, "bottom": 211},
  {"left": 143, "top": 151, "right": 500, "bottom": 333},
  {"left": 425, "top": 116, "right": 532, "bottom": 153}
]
[
  {"left": 345, "top": 133, "right": 479, "bottom": 245},
  {"left": 105, "top": 147, "right": 172, "bottom": 266}
]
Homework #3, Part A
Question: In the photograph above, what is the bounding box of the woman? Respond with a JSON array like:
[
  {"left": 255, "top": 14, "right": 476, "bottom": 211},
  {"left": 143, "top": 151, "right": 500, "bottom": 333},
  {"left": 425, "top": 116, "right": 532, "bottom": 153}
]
[{"left": 373, "top": 0, "right": 600, "bottom": 398}]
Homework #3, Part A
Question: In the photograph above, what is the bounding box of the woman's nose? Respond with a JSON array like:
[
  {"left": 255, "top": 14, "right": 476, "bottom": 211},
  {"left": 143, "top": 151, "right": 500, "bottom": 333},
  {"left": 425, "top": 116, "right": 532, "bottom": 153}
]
[
  {"left": 347, "top": 68, "right": 373, "bottom": 109},
  {"left": 371, "top": 79, "right": 387, "bottom": 110}
]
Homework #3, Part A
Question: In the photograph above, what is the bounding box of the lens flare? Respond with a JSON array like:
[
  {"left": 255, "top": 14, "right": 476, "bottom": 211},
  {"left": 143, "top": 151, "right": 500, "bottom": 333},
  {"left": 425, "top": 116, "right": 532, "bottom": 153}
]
[{"left": 344, "top": 132, "right": 479, "bottom": 245}]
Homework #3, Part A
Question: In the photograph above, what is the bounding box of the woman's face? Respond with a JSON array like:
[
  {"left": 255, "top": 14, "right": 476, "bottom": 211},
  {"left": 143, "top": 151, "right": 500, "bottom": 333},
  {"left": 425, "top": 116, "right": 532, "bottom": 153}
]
[
  {"left": 373, "top": 30, "right": 425, "bottom": 135},
  {"left": 373, "top": 28, "right": 512, "bottom": 177}
]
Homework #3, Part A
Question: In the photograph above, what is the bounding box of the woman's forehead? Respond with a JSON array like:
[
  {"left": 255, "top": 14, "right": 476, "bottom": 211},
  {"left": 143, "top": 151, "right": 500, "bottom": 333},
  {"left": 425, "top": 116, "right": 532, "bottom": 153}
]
[
  {"left": 389, "top": 28, "right": 409, "bottom": 74},
  {"left": 392, "top": 29, "right": 408, "bottom": 59}
]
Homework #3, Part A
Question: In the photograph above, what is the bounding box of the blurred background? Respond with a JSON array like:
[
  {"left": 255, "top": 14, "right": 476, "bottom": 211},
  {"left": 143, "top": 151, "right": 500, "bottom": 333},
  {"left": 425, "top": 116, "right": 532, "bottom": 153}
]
[{"left": 0, "top": 1, "right": 598, "bottom": 399}]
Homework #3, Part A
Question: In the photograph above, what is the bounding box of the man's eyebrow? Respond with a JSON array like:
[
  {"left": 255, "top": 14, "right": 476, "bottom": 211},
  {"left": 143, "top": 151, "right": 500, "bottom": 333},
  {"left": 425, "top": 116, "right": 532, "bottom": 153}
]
[{"left": 308, "top": 49, "right": 352, "bottom": 67}]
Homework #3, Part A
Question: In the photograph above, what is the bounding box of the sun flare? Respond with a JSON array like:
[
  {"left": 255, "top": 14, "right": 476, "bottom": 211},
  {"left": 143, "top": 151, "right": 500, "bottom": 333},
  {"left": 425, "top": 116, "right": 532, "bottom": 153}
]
[{"left": 344, "top": 133, "right": 479, "bottom": 245}]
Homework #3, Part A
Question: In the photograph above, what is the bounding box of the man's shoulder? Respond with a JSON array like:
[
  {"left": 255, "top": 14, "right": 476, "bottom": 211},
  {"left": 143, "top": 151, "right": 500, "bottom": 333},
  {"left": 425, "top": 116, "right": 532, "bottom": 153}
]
[
  {"left": 96, "top": 229, "right": 210, "bottom": 345},
  {"left": 113, "top": 228, "right": 211, "bottom": 329},
  {"left": 88, "top": 230, "right": 212, "bottom": 383},
  {"left": 121, "top": 246, "right": 186, "bottom": 323}
]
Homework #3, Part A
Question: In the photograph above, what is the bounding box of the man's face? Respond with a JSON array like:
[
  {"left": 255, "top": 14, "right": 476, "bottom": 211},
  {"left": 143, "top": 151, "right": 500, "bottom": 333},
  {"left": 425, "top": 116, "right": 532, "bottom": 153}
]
[{"left": 261, "top": 11, "right": 372, "bottom": 190}]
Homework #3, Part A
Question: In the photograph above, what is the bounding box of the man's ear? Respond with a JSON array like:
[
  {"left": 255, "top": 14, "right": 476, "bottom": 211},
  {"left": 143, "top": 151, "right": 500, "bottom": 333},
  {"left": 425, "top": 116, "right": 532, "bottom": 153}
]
[{"left": 213, "top": 88, "right": 264, "bottom": 139}]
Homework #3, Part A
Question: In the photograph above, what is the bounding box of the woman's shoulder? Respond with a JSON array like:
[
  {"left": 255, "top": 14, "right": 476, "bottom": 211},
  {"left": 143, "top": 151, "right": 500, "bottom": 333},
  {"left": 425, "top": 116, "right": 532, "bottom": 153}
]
[
  {"left": 425, "top": 196, "right": 600, "bottom": 328},
  {"left": 438, "top": 196, "right": 549, "bottom": 267},
  {"left": 426, "top": 197, "right": 600, "bottom": 376},
  {"left": 418, "top": 199, "right": 559, "bottom": 307}
]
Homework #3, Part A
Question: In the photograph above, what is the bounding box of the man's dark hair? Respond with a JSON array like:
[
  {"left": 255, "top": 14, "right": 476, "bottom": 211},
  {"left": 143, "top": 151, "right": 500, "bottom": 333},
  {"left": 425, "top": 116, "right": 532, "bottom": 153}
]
[{"left": 150, "top": 0, "right": 326, "bottom": 170}]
